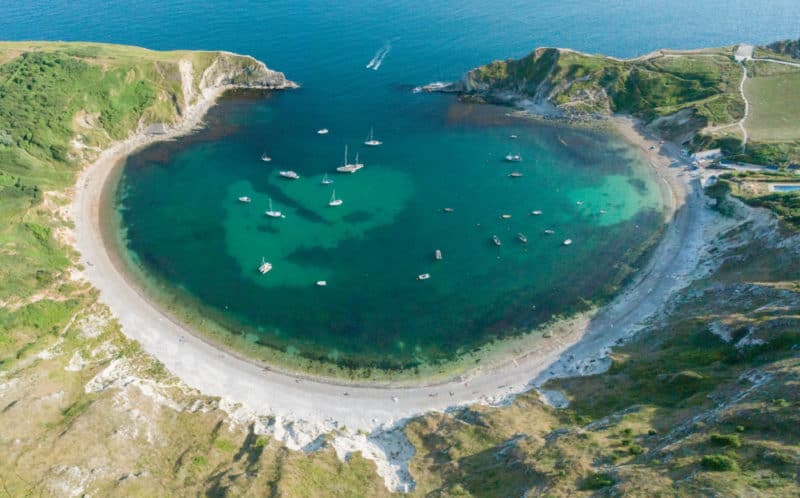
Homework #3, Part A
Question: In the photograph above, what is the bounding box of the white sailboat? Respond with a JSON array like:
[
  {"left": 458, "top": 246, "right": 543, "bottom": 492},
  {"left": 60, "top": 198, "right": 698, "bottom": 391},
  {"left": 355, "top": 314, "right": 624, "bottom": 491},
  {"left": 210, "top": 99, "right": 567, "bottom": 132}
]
[
  {"left": 328, "top": 189, "right": 343, "bottom": 207},
  {"left": 321, "top": 173, "right": 334, "bottom": 185},
  {"left": 265, "top": 198, "right": 283, "bottom": 218},
  {"left": 260, "top": 153, "right": 272, "bottom": 162},
  {"left": 258, "top": 257, "right": 273, "bottom": 274},
  {"left": 364, "top": 127, "right": 382, "bottom": 146},
  {"left": 336, "top": 145, "right": 364, "bottom": 173}
]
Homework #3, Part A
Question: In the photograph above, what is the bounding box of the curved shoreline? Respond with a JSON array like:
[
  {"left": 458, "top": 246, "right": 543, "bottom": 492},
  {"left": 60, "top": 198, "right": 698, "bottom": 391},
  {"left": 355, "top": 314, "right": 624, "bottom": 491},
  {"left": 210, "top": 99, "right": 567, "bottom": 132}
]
[{"left": 72, "top": 87, "right": 702, "bottom": 429}]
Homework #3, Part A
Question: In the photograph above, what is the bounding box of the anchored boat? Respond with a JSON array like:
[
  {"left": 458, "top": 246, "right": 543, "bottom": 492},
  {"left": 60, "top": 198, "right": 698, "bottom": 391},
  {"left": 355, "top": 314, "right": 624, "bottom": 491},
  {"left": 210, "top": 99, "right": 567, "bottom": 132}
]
[
  {"left": 265, "top": 198, "right": 283, "bottom": 218},
  {"left": 517, "top": 233, "right": 528, "bottom": 244},
  {"left": 258, "top": 258, "right": 273, "bottom": 274},
  {"left": 238, "top": 196, "right": 252, "bottom": 203},
  {"left": 336, "top": 145, "right": 364, "bottom": 173},
  {"left": 364, "top": 127, "right": 382, "bottom": 146},
  {"left": 279, "top": 170, "right": 300, "bottom": 179},
  {"left": 492, "top": 235, "right": 502, "bottom": 246},
  {"left": 261, "top": 153, "right": 272, "bottom": 162},
  {"left": 504, "top": 153, "right": 522, "bottom": 162},
  {"left": 435, "top": 249, "right": 442, "bottom": 260},
  {"left": 317, "top": 128, "right": 329, "bottom": 135},
  {"left": 321, "top": 173, "right": 334, "bottom": 185},
  {"left": 328, "top": 189, "right": 343, "bottom": 207},
  {"left": 563, "top": 239, "right": 573, "bottom": 246},
  {"left": 417, "top": 273, "right": 431, "bottom": 281}
]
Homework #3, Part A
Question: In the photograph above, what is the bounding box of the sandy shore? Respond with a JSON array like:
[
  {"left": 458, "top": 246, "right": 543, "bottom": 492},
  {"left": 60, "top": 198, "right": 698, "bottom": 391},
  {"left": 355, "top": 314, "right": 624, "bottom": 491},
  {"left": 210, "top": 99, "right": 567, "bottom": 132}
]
[{"left": 72, "top": 93, "right": 707, "bottom": 433}]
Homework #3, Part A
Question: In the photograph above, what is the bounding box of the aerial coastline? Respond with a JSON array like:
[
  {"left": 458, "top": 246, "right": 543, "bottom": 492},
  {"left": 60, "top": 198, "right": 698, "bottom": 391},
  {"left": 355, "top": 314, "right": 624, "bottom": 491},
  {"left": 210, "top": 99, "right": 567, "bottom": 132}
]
[
  {"left": 71, "top": 63, "right": 704, "bottom": 431},
  {"left": 2, "top": 12, "right": 798, "bottom": 491}
]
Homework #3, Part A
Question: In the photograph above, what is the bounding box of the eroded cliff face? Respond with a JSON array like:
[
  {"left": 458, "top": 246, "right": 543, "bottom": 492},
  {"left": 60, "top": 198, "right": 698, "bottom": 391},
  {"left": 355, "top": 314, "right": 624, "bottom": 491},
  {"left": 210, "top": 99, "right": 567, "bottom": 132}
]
[{"left": 198, "top": 52, "right": 298, "bottom": 93}]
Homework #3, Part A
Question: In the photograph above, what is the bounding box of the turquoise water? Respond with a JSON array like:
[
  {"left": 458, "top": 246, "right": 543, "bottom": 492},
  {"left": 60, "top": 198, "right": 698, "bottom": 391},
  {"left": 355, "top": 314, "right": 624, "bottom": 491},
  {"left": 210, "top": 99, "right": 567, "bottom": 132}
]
[
  {"left": 4, "top": 0, "right": 798, "bottom": 370},
  {"left": 116, "top": 100, "right": 662, "bottom": 368}
]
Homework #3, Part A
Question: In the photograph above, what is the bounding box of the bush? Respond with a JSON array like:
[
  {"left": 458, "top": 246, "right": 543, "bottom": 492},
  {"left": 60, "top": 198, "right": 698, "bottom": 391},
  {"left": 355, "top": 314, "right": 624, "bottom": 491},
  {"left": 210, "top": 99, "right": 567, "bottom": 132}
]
[
  {"left": 584, "top": 472, "right": 616, "bottom": 490},
  {"left": 628, "top": 444, "right": 644, "bottom": 455},
  {"left": 701, "top": 454, "right": 738, "bottom": 471},
  {"left": 710, "top": 433, "right": 742, "bottom": 448}
]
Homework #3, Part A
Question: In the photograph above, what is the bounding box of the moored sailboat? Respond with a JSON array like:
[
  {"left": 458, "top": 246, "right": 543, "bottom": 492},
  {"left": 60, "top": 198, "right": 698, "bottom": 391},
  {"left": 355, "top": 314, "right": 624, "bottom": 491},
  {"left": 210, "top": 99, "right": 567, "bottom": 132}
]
[
  {"left": 328, "top": 189, "right": 343, "bottom": 207},
  {"left": 336, "top": 145, "right": 364, "bottom": 173},
  {"left": 364, "top": 127, "right": 382, "bottom": 146},
  {"left": 265, "top": 198, "right": 283, "bottom": 218}
]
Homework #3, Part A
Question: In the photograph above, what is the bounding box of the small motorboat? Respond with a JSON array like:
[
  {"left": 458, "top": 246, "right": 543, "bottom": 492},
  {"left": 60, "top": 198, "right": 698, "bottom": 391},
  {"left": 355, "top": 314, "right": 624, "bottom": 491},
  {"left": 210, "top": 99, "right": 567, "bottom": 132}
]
[
  {"left": 238, "top": 196, "right": 252, "bottom": 203},
  {"left": 443, "top": 207, "right": 455, "bottom": 213},
  {"left": 531, "top": 210, "right": 543, "bottom": 215},
  {"left": 501, "top": 214, "right": 512, "bottom": 219},
  {"left": 544, "top": 229, "right": 555, "bottom": 235},
  {"left": 317, "top": 128, "right": 329, "bottom": 135},
  {"left": 316, "top": 280, "right": 327, "bottom": 287},
  {"left": 328, "top": 189, "right": 343, "bottom": 207},
  {"left": 417, "top": 273, "right": 431, "bottom": 281},
  {"left": 563, "top": 239, "right": 573, "bottom": 246},
  {"left": 508, "top": 172, "right": 523, "bottom": 178},
  {"left": 492, "top": 235, "right": 502, "bottom": 246},
  {"left": 504, "top": 154, "right": 522, "bottom": 162},
  {"left": 509, "top": 134, "right": 518, "bottom": 139},
  {"left": 261, "top": 153, "right": 272, "bottom": 162},
  {"left": 576, "top": 200, "right": 584, "bottom": 205},
  {"left": 321, "top": 173, "right": 334, "bottom": 185},
  {"left": 517, "top": 233, "right": 528, "bottom": 244},
  {"left": 435, "top": 249, "right": 442, "bottom": 260},
  {"left": 258, "top": 258, "right": 273, "bottom": 274},
  {"left": 599, "top": 209, "right": 607, "bottom": 214},
  {"left": 279, "top": 170, "right": 300, "bottom": 179}
]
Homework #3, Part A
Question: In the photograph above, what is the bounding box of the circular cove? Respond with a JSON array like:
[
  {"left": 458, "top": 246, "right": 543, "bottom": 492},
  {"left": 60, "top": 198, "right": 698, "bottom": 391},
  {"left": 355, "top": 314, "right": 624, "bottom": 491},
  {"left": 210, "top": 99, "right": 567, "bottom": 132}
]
[{"left": 107, "top": 90, "right": 665, "bottom": 378}]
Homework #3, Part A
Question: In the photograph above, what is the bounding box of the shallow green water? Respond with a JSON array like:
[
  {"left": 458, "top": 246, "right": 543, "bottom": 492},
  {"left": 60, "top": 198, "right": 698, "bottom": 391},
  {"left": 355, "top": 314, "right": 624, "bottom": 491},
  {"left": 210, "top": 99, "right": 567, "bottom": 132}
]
[{"left": 114, "top": 95, "right": 663, "bottom": 370}]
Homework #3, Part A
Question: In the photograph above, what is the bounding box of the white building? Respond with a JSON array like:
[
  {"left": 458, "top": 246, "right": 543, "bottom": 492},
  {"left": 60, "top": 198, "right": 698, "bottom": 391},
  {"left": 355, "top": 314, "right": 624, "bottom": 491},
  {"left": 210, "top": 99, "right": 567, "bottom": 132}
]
[{"left": 691, "top": 148, "right": 723, "bottom": 162}]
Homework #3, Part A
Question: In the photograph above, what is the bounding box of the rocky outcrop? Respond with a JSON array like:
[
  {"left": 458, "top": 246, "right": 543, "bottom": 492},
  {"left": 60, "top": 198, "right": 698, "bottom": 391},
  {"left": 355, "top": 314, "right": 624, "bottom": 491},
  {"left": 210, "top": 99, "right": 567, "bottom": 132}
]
[{"left": 198, "top": 52, "right": 298, "bottom": 93}]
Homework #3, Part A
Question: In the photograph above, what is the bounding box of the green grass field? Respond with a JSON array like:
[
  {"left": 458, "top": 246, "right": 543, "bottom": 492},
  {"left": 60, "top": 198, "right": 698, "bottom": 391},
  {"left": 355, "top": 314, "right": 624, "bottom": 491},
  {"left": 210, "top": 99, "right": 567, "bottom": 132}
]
[{"left": 745, "top": 70, "right": 800, "bottom": 142}]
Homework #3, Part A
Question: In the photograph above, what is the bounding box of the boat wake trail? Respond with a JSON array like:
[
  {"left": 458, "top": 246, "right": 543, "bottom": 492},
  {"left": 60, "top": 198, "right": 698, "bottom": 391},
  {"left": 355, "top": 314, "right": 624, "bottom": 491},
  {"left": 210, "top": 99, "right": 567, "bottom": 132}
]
[{"left": 366, "top": 42, "right": 392, "bottom": 71}]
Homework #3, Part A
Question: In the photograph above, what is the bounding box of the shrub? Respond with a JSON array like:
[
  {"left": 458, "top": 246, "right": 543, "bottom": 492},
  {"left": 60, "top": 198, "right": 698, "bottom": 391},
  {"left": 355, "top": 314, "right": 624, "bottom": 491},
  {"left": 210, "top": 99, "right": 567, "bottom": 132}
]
[
  {"left": 584, "top": 472, "right": 616, "bottom": 490},
  {"left": 701, "top": 454, "right": 738, "bottom": 471},
  {"left": 710, "top": 433, "right": 742, "bottom": 448}
]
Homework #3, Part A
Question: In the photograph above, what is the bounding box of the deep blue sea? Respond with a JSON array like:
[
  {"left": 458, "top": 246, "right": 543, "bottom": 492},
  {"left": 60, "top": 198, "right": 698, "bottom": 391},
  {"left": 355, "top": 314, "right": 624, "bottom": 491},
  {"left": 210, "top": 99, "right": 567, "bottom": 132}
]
[{"left": 3, "top": 1, "right": 797, "bottom": 372}]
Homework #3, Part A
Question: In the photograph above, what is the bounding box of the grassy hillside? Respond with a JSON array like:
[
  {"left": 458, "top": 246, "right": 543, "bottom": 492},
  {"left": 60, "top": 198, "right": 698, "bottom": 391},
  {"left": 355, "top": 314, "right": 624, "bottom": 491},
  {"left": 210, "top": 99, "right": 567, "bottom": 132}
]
[
  {"left": 462, "top": 41, "right": 800, "bottom": 166},
  {"left": 464, "top": 47, "right": 743, "bottom": 128}
]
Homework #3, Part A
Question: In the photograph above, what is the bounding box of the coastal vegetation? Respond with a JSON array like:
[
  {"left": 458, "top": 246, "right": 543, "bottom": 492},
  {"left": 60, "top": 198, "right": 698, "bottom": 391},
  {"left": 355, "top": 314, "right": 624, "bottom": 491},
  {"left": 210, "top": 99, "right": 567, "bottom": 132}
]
[
  {"left": 708, "top": 170, "right": 800, "bottom": 231},
  {"left": 459, "top": 39, "right": 800, "bottom": 166},
  {"left": 0, "top": 41, "right": 798, "bottom": 497}
]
